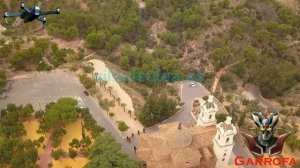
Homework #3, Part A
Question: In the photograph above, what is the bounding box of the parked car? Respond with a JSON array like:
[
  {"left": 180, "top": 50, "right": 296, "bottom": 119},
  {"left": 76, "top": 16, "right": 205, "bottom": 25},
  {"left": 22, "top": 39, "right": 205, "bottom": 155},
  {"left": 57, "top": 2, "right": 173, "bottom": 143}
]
[
  {"left": 83, "top": 90, "right": 89, "bottom": 96},
  {"left": 190, "top": 82, "right": 196, "bottom": 87}
]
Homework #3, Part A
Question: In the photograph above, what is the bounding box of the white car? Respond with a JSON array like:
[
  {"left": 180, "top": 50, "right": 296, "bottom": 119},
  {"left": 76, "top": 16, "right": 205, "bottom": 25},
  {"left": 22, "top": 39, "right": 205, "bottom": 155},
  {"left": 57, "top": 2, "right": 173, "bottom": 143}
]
[{"left": 190, "top": 82, "right": 196, "bottom": 87}]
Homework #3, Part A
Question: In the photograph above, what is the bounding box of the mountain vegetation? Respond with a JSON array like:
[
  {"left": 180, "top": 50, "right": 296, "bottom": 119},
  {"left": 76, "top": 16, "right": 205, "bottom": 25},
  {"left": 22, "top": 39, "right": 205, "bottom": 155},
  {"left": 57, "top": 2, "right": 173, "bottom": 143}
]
[
  {"left": 138, "top": 92, "right": 177, "bottom": 127},
  {"left": 1, "top": 0, "right": 299, "bottom": 100}
]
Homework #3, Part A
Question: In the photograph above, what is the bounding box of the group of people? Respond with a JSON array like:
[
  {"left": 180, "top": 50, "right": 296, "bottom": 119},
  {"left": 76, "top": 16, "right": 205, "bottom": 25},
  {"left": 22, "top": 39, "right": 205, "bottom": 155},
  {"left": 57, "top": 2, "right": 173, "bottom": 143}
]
[{"left": 126, "top": 128, "right": 146, "bottom": 143}]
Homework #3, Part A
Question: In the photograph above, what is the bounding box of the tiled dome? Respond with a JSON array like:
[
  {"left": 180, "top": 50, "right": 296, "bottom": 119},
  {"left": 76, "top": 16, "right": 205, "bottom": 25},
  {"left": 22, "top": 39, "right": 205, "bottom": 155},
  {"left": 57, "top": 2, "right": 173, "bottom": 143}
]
[{"left": 167, "top": 126, "right": 193, "bottom": 148}]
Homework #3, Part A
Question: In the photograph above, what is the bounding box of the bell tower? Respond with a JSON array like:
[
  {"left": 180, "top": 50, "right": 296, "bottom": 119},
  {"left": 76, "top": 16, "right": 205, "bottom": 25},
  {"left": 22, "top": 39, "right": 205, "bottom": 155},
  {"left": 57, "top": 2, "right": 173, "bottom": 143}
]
[
  {"left": 213, "top": 116, "right": 237, "bottom": 168},
  {"left": 197, "top": 95, "right": 218, "bottom": 127}
]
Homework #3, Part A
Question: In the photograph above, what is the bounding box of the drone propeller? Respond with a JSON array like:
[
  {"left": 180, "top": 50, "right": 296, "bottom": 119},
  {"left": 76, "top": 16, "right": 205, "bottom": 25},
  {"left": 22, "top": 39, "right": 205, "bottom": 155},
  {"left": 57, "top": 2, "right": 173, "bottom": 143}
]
[
  {"left": 20, "top": 2, "right": 25, "bottom": 9},
  {"left": 56, "top": 8, "right": 60, "bottom": 14},
  {"left": 3, "top": 11, "right": 8, "bottom": 23}
]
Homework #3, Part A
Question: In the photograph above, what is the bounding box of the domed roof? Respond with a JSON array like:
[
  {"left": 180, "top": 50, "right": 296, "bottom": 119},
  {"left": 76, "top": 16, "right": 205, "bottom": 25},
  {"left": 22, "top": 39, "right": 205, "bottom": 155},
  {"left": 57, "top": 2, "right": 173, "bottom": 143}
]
[{"left": 167, "top": 126, "right": 193, "bottom": 148}]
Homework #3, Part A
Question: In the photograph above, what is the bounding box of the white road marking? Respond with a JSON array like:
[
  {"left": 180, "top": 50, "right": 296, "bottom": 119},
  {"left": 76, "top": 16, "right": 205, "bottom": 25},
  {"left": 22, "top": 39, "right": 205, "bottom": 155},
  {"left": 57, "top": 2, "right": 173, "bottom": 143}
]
[
  {"left": 64, "top": 73, "right": 73, "bottom": 82},
  {"left": 50, "top": 73, "right": 59, "bottom": 83}
]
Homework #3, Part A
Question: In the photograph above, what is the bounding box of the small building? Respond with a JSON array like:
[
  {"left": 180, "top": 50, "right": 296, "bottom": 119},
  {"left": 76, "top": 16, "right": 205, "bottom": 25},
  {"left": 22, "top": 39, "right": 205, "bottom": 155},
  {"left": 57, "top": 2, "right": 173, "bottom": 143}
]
[{"left": 197, "top": 95, "right": 219, "bottom": 127}]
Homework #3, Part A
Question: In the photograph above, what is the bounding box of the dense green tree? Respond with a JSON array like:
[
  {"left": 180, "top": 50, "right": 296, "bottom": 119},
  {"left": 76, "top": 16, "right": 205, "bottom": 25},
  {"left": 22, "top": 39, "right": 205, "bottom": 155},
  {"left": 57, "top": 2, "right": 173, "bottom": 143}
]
[
  {"left": 138, "top": 92, "right": 177, "bottom": 127},
  {"left": 118, "top": 121, "right": 129, "bottom": 134},
  {"left": 166, "top": 11, "right": 183, "bottom": 31},
  {"left": 19, "top": 104, "right": 34, "bottom": 119},
  {"left": 69, "top": 138, "right": 81, "bottom": 149},
  {"left": 84, "top": 133, "right": 141, "bottom": 168},
  {"left": 0, "top": 104, "right": 28, "bottom": 138},
  {"left": 0, "top": 139, "right": 38, "bottom": 168},
  {"left": 51, "top": 148, "right": 66, "bottom": 160},
  {"left": 0, "top": 70, "right": 7, "bottom": 93},
  {"left": 86, "top": 31, "right": 108, "bottom": 49},
  {"left": 51, "top": 127, "right": 67, "bottom": 147},
  {"left": 161, "top": 31, "right": 181, "bottom": 46},
  {"left": 216, "top": 113, "right": 227, "bottom": 123},
  {"left": 80, "top": 136, "right": 92, "bottom": 148},
  {"left": 39, "top": 98, "right": 78, "bottom": 132},
  {"left": 79, "top": 73, "right": 96, "bottom": 90},
  {"left": 69, "top": 148, "right": 77, "bottom": 159}
]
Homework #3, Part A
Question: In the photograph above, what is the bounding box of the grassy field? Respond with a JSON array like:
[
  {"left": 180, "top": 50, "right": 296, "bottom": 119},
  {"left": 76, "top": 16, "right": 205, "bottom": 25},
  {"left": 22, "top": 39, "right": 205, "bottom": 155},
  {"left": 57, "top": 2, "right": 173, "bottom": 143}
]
[{"left": 58, "top": 119, "right": 84, "bottom": 151}]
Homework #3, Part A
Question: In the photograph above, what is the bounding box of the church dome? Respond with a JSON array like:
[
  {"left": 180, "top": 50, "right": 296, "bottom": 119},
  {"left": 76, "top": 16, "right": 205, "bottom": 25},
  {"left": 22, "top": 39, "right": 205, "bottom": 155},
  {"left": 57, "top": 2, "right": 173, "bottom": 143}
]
[{"left": 167, "top": 125, "right": 193, "bottom": 148}]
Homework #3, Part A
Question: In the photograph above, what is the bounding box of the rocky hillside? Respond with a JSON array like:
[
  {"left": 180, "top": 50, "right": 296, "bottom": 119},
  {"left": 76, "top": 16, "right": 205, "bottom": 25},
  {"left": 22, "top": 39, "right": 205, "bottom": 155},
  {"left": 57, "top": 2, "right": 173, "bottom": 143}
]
[{"left": 0, "top": 0, "right": 299, "bottom": 105}]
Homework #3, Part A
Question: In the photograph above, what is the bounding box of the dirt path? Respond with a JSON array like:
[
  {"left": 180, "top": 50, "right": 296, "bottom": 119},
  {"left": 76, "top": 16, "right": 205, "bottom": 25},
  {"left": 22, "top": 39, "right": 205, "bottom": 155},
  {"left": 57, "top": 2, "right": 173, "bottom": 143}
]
[
  {"left": 39, "top": 132, "right": 53, "bottom": 168},
  {"left": 38, "top": 31, "right": 84, "bottom": 52},
  {"left": 289, "top": 40, "right": 300, "bottom": 47},
  {"left": 149, "top": 21, "right": 166, "bottom": 45},
  {"left": 211, "top": 59, "right": 244, "bottom": 93}
]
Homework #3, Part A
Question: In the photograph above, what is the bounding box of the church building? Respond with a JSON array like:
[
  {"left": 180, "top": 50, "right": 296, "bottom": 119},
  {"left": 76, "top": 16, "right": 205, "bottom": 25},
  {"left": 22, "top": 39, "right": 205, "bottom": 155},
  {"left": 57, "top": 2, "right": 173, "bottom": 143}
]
[{"left": 136, "top": 95, "right": 237, "bottom": 168}]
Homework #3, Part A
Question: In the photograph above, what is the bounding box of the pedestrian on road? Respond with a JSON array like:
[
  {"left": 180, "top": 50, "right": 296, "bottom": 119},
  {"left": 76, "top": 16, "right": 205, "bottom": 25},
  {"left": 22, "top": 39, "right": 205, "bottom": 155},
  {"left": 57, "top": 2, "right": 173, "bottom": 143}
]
[
  {"left": 131, "top": 133, "right": 134, "bottom": 138},
  {"left": 137, "top": 130, "right": 140, "bottom": 135},
  {"left": 128, "top": 137, "right": 131, "bottom": 143},
  {"left": 143, "top": 128, "right": 145, "bottom": 133},
  {"left": 126, "top": 136, "right": 129, "bottom": 141},
  {"left": 134, "top": 146, "right": 137, "bottom": 152}
]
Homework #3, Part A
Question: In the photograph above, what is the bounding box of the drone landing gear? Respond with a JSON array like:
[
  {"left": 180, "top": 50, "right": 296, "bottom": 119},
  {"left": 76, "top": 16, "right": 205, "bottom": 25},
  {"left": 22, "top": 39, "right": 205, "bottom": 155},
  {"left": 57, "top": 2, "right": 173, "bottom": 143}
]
[{"left": 37, "top": 16, "right": 46, "bottom": 29}]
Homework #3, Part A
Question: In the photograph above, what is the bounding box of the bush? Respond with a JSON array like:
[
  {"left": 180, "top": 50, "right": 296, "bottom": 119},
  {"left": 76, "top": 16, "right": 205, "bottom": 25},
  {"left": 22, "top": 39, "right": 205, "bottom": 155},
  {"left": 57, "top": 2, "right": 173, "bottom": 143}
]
[
  {"left": 161, "top": 31, "right": 181, "bottom": 46},
  {"left": 138, "top": 93, "right": 177, "bottom": 127},
  {"left": 79, "top": 73, "right": 96, "bottom": 90},
  {"left": 36, "top": 63, "right": 52, "bottom": 71},
  {"left": 83, "top": 66, "right": 94, "bottom": 73},
  {"left": 51, "top": 148, "right": 66, "bottom": 160},
  {"left": 69, "top": 148, "right": 77, "bottom": 159},
  {"left": 216, "top": 113, "right": 227, "bottom": 123}
]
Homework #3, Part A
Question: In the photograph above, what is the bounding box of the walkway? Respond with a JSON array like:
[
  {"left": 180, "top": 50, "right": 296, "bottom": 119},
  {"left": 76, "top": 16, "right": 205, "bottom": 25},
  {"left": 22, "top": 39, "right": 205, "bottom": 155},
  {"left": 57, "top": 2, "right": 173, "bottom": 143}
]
[
  {"left": 211, "top": 59, "right": 244, "bottom": 93},
  {"left": 39, "top": 132, "right": 53, "bottom": 168}
]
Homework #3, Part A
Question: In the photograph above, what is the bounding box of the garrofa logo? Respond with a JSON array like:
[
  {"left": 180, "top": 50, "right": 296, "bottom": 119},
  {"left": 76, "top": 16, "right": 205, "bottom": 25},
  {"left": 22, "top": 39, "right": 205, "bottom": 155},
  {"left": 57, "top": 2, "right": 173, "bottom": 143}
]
[
  {"left": 234, "top": 156, "right": 297, "bottom": 166},
  {"left": 236, "top": 111, "right": 297, "bottom": 166},
  {"left": 241, "top": 112, "right": 291, "bottom": 157}
]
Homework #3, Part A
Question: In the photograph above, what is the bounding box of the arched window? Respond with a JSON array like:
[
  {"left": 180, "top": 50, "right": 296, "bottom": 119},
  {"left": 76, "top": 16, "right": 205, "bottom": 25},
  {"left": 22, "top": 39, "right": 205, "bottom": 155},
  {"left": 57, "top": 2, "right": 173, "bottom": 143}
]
[
  {"left": 226, "top": 137, "right": 230, "bottom": 142},
  {"left": 209, "top": 115, "right": 212, "bottom": 119}
]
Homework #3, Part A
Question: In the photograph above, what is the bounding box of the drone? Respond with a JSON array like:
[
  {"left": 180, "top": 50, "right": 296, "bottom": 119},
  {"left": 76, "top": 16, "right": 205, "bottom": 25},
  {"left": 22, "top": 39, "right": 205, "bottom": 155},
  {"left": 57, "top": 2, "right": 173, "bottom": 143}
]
[{"left": 2, "top": 2, "right": 60, "bottom": 28}]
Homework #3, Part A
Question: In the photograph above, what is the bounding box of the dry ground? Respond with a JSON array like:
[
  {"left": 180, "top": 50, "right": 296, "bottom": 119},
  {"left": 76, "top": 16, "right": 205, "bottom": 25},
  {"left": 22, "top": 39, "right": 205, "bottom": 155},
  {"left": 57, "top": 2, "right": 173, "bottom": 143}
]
[
  {"left": 57, "top": 119, "right": 93, "bottom": 152},
  {"left": 23, "top": 120, "right": 49, "bottom": 155},
  {"left": 52, "top": 157, "right": 89, "bottom": 168}
]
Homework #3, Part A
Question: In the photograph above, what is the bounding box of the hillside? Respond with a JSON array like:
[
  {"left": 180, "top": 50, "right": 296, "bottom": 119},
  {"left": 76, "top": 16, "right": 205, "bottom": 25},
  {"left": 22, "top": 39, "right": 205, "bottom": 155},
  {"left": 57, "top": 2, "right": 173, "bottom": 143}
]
[{"left": 0, "top": 0, "right": 299, "bottom": 106}]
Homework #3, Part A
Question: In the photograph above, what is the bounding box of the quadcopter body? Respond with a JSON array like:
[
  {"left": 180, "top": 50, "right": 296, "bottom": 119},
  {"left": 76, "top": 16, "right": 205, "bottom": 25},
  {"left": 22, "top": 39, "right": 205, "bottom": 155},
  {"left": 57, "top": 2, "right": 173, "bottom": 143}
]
[{"left": 3, "top": 2, "right": 60, "bottom": 28}]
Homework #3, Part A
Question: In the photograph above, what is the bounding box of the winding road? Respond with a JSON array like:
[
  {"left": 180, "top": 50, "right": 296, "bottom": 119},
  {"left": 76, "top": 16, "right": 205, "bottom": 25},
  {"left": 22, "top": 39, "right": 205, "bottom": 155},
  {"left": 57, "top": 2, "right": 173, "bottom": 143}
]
[{"left": 0, "top": 70, "right": 254, "bottom": 167}]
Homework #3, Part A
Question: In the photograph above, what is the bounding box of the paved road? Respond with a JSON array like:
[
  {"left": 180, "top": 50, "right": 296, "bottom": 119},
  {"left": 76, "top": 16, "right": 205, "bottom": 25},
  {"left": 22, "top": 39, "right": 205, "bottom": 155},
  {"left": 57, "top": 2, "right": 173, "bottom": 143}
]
[
  {"left": 0, "top": 70, "right": 136, "bottom": 157},
  {"left": 242, "top": 84, "right": 281, "bottom": 111},
  {"left": 163, "top": 81, "right": 210, "bottom": 123},
  {"left": 147, "top": 81, "right": 225, "bottom": 131}
]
